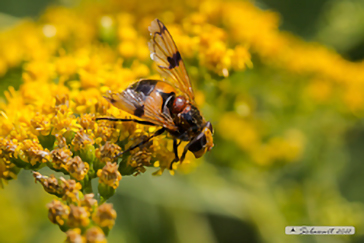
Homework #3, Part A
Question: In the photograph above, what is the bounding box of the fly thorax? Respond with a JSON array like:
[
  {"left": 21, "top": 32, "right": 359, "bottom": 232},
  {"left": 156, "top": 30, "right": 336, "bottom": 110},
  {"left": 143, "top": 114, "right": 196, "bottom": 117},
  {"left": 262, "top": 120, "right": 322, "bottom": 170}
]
[{"left": 177, "top": 104, "right": 204, "bottom": 134}]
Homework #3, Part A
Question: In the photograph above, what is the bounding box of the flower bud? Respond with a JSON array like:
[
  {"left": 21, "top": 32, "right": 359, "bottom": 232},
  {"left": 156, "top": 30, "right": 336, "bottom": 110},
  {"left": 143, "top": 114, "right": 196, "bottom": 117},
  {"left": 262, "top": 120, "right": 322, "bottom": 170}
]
[
  {"left": 14, "top": 139, "right": 50, "bottom": 169},
  {"left": 66, "top": 156, "right": 89, "bottom": 181},
  {"left": 47, "top": 200, "right": 70, "bottom": 231},
  {"left": 97, "top": 162, "right": 121, "bottom": 200},
  {"left": 63, "top": 130, "right": 76, "bottom": 145},
  {"left": 68, "top": 204, "right": 90, "bottom": 229},
  {"left": 30, "top": 113, "right": 52, "bottom": 137},
  {"left": 65, "top": 228, "right": 84, "bottom": 243},
  {"left": 33, "top": 172, "right": 83, "bottom": 202},
  {"left": 92, "top": 203, "right": 117, "bottom": 234},
  {"left": 72, "top": 130, "right": 94, "bottom": 152},
  {"left": 33, "top": 172, "right": 63, "bottom": 197},
  {"left": 50, "top": 146, "right": 72, "bottom": 172},
  {"left": 94, "top": 142, "right": 121, "bottom": 171},
  {"left": 79, "top": 114, "right": 96, "bottom": 131},
  {"left": 84, "top": 226, "right": 107, "bottom": 243},
  {"left": 60, "top": 177, "right": 83, "bottom": 204},
  {"left": 80, "top": 144, "right": 96, "bottom": 168},
  {"left": 81, "top": 193, "right": 98, "bottom": 212}
]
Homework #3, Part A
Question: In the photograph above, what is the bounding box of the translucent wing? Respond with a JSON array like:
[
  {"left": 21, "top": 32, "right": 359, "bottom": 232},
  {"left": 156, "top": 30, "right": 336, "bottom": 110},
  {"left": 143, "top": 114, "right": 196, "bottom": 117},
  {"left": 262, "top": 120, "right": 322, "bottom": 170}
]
[
  {"left": 104, "top": 80, "right": 178, "bottom": 131},
  {"left": 148, "top": 19, "right": 195, "bottom": 101}
]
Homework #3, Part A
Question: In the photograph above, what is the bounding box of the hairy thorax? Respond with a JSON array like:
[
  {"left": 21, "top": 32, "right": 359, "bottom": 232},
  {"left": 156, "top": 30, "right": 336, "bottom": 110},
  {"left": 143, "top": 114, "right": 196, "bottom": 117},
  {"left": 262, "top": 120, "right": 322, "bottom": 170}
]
[{"left": 170, "top": 103, "right": 205, "bottom": 140}]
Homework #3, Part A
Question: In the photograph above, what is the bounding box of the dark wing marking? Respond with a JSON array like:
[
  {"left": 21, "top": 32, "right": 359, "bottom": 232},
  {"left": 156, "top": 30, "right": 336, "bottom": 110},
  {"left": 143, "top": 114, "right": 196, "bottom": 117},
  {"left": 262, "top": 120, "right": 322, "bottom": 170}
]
[
  {"left": 148, "top": 19, "right": 195, "bottom": 101},
  {"left": 104, "top": 84, "right": 177, "bottom": 131}
]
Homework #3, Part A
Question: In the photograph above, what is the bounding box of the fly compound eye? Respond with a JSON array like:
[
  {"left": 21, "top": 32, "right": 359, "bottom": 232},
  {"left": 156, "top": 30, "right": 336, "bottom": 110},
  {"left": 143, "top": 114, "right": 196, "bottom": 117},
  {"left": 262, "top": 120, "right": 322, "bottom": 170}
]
[
  {"left": 172, "top": 95, "right": 187, "bottom": 114},
  {"left": 189, "top": 135, "right": 206, "bottom": 152},
  {"left": 188, "top": 132, "right": 207, "bottom": 159}
]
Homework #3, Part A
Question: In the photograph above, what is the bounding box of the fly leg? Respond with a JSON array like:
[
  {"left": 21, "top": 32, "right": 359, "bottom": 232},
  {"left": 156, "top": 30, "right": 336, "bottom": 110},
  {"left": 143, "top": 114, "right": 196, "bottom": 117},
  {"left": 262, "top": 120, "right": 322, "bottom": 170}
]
[
  {"left": 179, "top": 131, "right": 204, "bottom": 164},
  {"left": 180, "top": 143, "right": 190, "bottom": 164},
  {"left": 114, "top": 127, "right": 166, "bottom": 158},
  {"left": 96, "top": 117, "right": 156, "bottom": 126},
  {"left": 169, "top": 139, "right": 182, "bottom": 169},
  {"left": 169, "top": 139, "right": 191, "bottom": 169}
]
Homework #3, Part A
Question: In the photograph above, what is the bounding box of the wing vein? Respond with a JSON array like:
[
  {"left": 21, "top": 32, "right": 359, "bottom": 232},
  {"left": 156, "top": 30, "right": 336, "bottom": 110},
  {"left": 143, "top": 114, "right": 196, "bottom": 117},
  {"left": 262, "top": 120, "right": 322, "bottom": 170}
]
[{"left": 148, "top": 19, "right": 195, "bottom": 101}]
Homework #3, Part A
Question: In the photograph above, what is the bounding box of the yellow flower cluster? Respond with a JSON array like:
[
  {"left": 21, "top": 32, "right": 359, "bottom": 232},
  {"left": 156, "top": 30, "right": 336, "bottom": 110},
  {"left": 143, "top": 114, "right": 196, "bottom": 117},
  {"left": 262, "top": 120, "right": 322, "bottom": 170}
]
[
  {"left": 218, "top": 1, "right": 364, "bottom": 112},
  {"left": 0, "top": 0, "right": 329, "bottom": 177},
  {"left": 34, "top": 172, "right": 116, "bottom": 239}
]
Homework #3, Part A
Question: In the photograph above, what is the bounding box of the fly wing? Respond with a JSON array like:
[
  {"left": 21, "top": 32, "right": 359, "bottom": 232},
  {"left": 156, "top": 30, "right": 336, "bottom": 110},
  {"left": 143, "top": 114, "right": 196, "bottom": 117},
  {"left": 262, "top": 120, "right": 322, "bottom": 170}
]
[
  {"left": 148, "top": 19, "right": 195, "bottom": 101},
  {"left": 104, "top": 80, "right": 178, "bottom": 131}
]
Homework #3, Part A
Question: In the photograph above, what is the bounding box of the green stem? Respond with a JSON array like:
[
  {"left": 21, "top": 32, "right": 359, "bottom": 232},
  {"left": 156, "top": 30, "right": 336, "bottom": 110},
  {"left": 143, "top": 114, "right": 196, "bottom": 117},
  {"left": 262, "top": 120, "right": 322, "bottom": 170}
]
[
  {"left": 100, "top": 196, "right": 106, "bottom": 204},
  {"left": 83, "top": 178, "right": 93, "bottom": 194}
]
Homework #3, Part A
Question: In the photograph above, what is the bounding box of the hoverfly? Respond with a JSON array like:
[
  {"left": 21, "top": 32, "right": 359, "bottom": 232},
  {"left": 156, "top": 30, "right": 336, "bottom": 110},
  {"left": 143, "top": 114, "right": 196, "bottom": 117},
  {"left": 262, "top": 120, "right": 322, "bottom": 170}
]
[{"left": 96, "top": 19, "right": 214, "bottom": 169}]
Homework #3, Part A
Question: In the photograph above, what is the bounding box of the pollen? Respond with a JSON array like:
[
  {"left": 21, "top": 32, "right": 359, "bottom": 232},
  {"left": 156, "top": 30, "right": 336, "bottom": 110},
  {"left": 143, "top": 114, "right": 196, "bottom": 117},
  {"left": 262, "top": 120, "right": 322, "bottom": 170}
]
[
  {"left": 68, "top": 204, "right": 90, "bottom": 228},
  {"left": 71, "top": 130, "right": 95, "bottom": 151},
  {"left": 66, "top": 156, "right": 89, "bottom": 181},
  {"left": 84, "top": 227, "right": 107, "bottom": 243},
  {"left": 51, "top": 146, "right": 73, "bottom": 171},
  {"left": 65, "top": 228, "right": 83, "bottom": 243},
  {"left": 92, "top": 203, "right": 117, "bottom": 229},
  {"left": 95, "top": 141, "right": 121, "bottom": 165},
  {"left": 47, "top": 200, "right": 70, "bottom": 226},
  {"left": 97, "top": 162, "right": 122, "bottom": 189}
]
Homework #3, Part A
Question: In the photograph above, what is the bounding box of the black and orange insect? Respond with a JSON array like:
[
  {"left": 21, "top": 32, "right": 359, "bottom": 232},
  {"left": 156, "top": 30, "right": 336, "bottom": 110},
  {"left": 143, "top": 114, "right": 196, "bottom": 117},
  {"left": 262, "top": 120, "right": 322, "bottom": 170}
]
[{"left": 96, "top": 19, "right": 214, "bottom": 169}]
